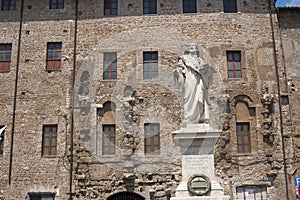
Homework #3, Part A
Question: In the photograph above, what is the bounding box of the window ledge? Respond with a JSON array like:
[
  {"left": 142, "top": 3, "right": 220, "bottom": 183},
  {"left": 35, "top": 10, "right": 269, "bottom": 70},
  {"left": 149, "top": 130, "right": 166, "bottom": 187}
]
[
  {"left": 42, "top": 155, "right": 57, "bottom": 158},
  {"left": 45, "top": 69, "right": 62, "bottom": 72},
  {"left": 0, "top": 70, "right": 10, "bottom": 73}
]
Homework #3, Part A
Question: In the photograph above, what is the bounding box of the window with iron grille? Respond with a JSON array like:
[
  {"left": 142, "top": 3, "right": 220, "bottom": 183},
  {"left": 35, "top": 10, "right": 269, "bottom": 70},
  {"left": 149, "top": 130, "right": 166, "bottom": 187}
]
[
  {"left": 144, "top": 123, "right": 160, "bottom": 155},
  {"left": 104, "top": 0, "right": 118, "bottom": 16},
  {"left": 236, "top": 186, "right": 267, "bottom": 200},
  {"left": 103, "top": 125, "right": 116, "bottom": 155},
  {"left": 50, "top": 0, "right": 64, "bottom": 9},
  {"left": 103, "top": 52, "right": 117, "bottom": 80},
  {"left": 1, "top": 0, "right": 15, "bottom": 11},
  {"left": 236, "top": 123, "right": 251, "bottom": 154},
  {"left": 183, "top": 0, "right": 197, "bottom": 13},
  {"left": 0, "top": 125, "right": 5, "bottom": 156},
  {"left": 227, "top": 51, "right": 242, "bottom": 79},
  {"left": 0, "top": 44, "right": 12, "bottom": 71},
  {"left": 143, "top": 51, "right": 158, "bottom": 80},
  {"left": 223, "top": 0, "right": 237, "bottom": 13},
  {"left": 42, "top": 125, "right": 57, "bottom": 157},
  {"left": 46, "top": 42, "right": 62, "bottom": 70},
  {"left": 143, "top": 0, "right": 157, "bottom": 14},
  {"left": 29, "top": 193, "right": 55, "bottom": 200}
]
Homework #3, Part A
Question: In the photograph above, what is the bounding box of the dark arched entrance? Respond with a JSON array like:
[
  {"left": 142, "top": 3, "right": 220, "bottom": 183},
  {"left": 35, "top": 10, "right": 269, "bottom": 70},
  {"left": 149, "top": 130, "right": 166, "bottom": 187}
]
[{"left": 107, "top": 192, "right": 145, "bottom": 200}]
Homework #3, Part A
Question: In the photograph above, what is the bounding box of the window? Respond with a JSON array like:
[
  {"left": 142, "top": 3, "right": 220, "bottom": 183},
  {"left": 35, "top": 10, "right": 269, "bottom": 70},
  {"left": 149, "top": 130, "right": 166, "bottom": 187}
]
[
  {"left": 236, "top": 186, "right": 267, "bottom": 200},
  {"left": 103, "top": 125, "right": 116, "bottom": 155},
  {"left": 1, "top": 0, "right": 16, "bottom": 11},
  {"left": 227, "top": 51, "right": 241, "bottom": 79},
  {"left": 236, "top": 123, "right": 251, "bottom": 153},
  {"left": 50, "top": 0, "right": 64, "bottom": 9},
  {"left": 42, "top": 125, "right": 57, "bottom": 156},
  {"left": 104, "top": 0, "right": 117, "bottom": 16},
  {"left": 29, "top": 193, "right": 55, "bottom": 200},
  {"left": 143, "top": 51, "right": 158, "bottom": 80},
  {"left": 103, "top": 52, "right": 117, "bottom": 80},
  {"left": 0, "top": 44, "right": 12, "bottom": 71},
  {"left": 143, "top": 0, "right": 157, "bottom": 14},
  {"left": 183, "top": 0, "right": 197, "bottom": 13},
  {"left": 0, "top": 125, "right": 5, "bottom": 156},
  {"left": 144, "top": 123, "right": 160, "bottom": 155},
  {"left": 223, "top": 0, "right": 237, "bottom": 13},
  {"left": 46, "top": 42, "right": 62, "bottom": 70}
]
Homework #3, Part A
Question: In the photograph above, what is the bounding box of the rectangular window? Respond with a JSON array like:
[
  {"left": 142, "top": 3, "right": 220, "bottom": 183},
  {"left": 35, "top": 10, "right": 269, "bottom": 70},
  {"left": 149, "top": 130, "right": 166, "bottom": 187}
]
[
  {"left": 29, "top": 193, "right": 55, "bottom": 200},
  {"left": 223, "top": 0, "right": 237, "bottom": 13},
  {"left": 50, "top": 0, "right": 64, "bottom": 9},
  {"left": 236, "top": 123, "right": 251, "bottom": 154},
  {"left": 236, "top": 186, "right": 267, "bottom": 200},
  {"left": 103, "top": 52, "right": 117, "bottom": 80},
  {"left": 143, "top": 51, "right": 158, "bottom": 80},
  {"left": 143, "top": 0, "right": 157, "bottom": 14},
  {"left": 0, "top": 125, "right": 5, "bottom": 156},
  {"left": 42, "top": 125, "right": 57, "bottom": 157},
  {"left": 183, "top": 0, "right": 197, "bottom": 13},
  {"left": 104, "top": 0, "right": 118, "bottom": 16},
  {"left": 0, "top": 44, "right": 12, "bottom": 71},
  {"left": 103, "top": 125, "right": 115, "bottom": 155},
  {"left": 144, "top": 123, "right": 160, "bottom": 155},
  {"left": 1, "top": 0, "right": 16, "bottom": 11},
  {"left": 227, "top": 51, "right": 242, "bottom": 79},
  {"left": 46, "top": 42, "right": 62, "bottom": 70}
]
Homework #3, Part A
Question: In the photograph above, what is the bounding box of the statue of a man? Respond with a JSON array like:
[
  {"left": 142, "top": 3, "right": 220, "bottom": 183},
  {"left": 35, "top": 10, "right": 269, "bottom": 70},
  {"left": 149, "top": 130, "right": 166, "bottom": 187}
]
[{"left": 174, "top": 44, "right": 215, "bottom": 124}]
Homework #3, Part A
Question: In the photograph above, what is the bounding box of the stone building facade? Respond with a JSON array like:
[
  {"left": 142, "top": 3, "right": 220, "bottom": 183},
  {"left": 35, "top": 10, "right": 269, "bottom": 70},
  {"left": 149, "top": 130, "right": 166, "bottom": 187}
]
[{"left": 0, "top": 0, "right": 298, "bottom": 199}]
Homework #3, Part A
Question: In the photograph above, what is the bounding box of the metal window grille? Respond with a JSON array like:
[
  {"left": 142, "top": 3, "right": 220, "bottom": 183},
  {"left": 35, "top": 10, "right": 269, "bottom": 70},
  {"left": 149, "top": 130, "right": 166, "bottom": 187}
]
[
  {"left": 46, "top": 42, "right": 62, "bottom": 70},
  {"left": 0, "top": 44, "right": 12, "bottom": 71},
  {"left": 236, "top": 123, "right": 251, "bottom": 153},
  {"left": 144, "top": 123, "right": 160, "bottom": 155},
  {"left": 143, "top": 51, "right": 158, "bottom": 80},
  {"left": 183, "top": 0, "right": 197, "bottom": 13},
  {"left": 42, "top": 125, "right": 57, "bottom": 156},
  {"left": 143, "top": 0, "right": 157, "bottom": 14},
  {"left": 103, "top": 52, "right": 117, "bottom": 80},
  {"left": 227, "top": 51, "right": 242, "bottom": 79}
]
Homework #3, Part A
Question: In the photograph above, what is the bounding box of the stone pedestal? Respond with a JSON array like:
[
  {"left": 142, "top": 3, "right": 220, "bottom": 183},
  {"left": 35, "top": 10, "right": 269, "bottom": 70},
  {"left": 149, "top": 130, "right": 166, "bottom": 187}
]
[{"left": 171, "top": 124, "right": 230, "bottom": 200}]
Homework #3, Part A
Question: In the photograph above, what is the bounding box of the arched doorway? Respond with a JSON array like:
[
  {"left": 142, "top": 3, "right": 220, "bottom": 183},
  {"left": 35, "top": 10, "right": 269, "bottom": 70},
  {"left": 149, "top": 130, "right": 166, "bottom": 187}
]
[{"left": 107, "top": 192, "right": 145, "bottom": 200}]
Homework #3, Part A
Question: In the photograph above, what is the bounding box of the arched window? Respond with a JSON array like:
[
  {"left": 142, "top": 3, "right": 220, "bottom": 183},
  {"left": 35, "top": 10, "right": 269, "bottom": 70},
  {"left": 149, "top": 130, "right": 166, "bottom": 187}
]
[
  {"left": 234, "top": 98, "right": 255, "bottom": 154},
  {"left": 107, "top": 192, "right": 145, "bottom": 200}
]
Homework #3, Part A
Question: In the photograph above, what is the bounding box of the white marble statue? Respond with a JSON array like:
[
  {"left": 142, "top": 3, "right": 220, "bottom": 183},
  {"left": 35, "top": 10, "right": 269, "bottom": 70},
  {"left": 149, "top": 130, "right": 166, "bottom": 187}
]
[{"left": 174, "top": 44, "right": 215, "bottom": 124}]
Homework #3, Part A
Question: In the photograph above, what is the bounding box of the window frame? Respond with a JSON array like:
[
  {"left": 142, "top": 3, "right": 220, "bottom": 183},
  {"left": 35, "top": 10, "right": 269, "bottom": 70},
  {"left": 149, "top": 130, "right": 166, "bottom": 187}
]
[
  {"left": 227, "top": 51, "right": 242, "bottom": 79},
  {"left": 46, "top": 42, "right": 62, "bottom": 70},
  {"left": 223, "top": 0, "right": 237, "bottom": 13},
  {"left": 104, "top": 0, "right": 118, "bottom": 16},
  {"left": 236, "top": 185, "right": 267, "bottom": 200},
  {"left": 144, "top": 123, "right": 160, "bottom": 155},
  {"left": 143, "top": 0, "right": 157, "bottom": 14},
  {"left": 42, "top": 124, "right": 58, "bottom": 157},
  {"left": 236, "top": 122, "right": 251, "bottom": 154},
  {"left": 1, "top": 0, "right": 16, "bottom": 11},
  {"left": 28, "top": 192, "right": 55, "bottom": 200},
  {"left": 0, "top": 125, "right": 5, "bottom": 156},
  {"left": 103, "top": 52, "right": 117, "bottom": 80},
  {"left": 102, "top": 124, "right": 116, "bottom": 155},
  {"left": 143, "top": 51, "right": 158, "bottom": 80},
  {"left": 49, "top": 0, "right": 64, "bottom": 9},
  {"left": 182, "top": 0, "right": 197, "bottom": 13},
  {"left": 0, "top": 43, "right": 12, "bottom": 71}
]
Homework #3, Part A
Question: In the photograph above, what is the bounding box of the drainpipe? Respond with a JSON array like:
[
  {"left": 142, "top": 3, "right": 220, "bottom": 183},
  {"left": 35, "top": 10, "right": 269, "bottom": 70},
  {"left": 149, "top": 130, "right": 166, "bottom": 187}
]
[
  {"left": 70, "top": 0, "right": 79, "bottom": 199},
  {"left": 9, "top": 0, "right": 24, "bottom": 185},
  {"left": 268, "top": 0, "right": 289, "bottom": 199}
]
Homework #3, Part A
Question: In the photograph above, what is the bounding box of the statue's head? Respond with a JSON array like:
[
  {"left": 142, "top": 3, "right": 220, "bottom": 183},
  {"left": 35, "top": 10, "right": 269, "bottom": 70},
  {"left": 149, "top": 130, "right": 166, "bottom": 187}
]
[{"left": 188, "top": 43, "right": 199, "bottom": 57}]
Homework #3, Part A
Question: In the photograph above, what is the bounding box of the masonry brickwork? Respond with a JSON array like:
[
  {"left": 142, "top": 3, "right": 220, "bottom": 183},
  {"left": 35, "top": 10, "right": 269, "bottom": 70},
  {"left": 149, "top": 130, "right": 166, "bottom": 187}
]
[{"left": 0, "top": 0, "right": 298, "bottom": 200}]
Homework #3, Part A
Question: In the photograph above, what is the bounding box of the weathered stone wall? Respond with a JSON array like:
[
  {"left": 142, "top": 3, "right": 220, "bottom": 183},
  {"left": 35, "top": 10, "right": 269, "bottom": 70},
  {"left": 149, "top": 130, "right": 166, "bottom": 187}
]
[
  {"left": 278, "top": 7, "right": 300, "bottom": 199},
  {"left": 0, "top": 0, "right": 292, "bottom": 200}
]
